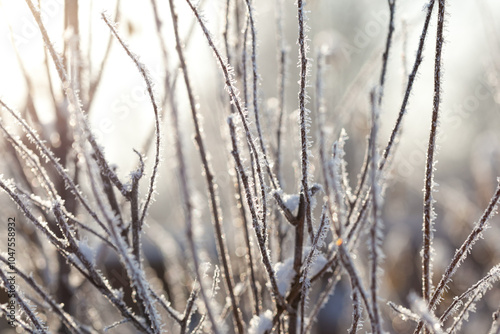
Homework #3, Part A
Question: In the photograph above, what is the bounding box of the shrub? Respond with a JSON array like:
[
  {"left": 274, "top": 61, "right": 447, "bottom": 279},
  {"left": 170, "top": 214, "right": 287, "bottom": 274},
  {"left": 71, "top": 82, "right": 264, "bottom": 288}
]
[{"left": 1, "top": 0, "right": 500, "bottom": 333}]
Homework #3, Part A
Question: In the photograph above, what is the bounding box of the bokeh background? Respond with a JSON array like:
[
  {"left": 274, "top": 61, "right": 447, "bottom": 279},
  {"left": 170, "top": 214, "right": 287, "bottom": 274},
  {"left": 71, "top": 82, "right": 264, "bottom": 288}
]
[{"left": 1, "top": 0, "right": 500, "bottom": 333}]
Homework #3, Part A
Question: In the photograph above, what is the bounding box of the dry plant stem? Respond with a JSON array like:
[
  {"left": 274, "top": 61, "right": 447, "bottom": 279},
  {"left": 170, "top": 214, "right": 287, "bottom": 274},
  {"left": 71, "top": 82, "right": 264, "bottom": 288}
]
[
  {"left": 232, "top": 1, "right": 243, "bottom": 60},
  {"left": 183, "top": 0, "right": 285, "bottom": 306},
  {"left": 106, "top": 231, "right": 163, "bottom": 333},
  {"left": 289, "top": 1, "right": 313, "bottom": 330},
  {"left": 379, "top": 0, "right": 436, "bottom": 172},
  {"left": 439, "top": 265, "right": 500, "bottom": 323},
  {"left": 242, "top": 19, "right": 250, "bottom": 114},
  {"left": 349, "top": 137, "right": 371, "bottom": 224},
  {"left": 369, "top": 91, "right": 382, "bottom": 334},
  {"left": 303, "top": 264, "right": 343, "bottom": 333},
  {"left": 83, "top": 146, "right": 126, "bottom": 243},
  {"left": 224, "top": 1, "right": 260, "bottom": 317},
  {"left": 129, "top": 154, "right": 144, "bottom": 263},
  {"left": 223, "top": 0, "right": 233, "bottom": 65},
  {"left": 83, "top": 78, "right": 151, "bottom": 332},
  {"left": 23, "top": 0, "right": 130, "bottom": 219},
  {"left": 163, "top": 0, "right": 206, "bottom": 107},
  {"left": 0, "top": 125, "right": 115, "bottom": 250},
  {"left": 330, "top": 141, "right": 349, "bottom": 234},
  {"left": 378, "top": 0, "right": 396, "bottom": 105},
  {"left": 85, "top": 175, "right": 162, "bottom": 333},
  {"left": 180, "top": 287, "right": 199, "bottom": 334},
  {"left": 143, "top": 0, "right": 179, "bottom": 157},
  {"left": 143, "top": 0, "right": 205, "bottom": 155},
  {"left": 244, "top": 0, "right": 275, "bottom": 246},
  {"left": 422, "top": 0, "right": 445, "bottom": 310},
  {"left": 223, "top": 3, "right": 260, "bottom": 315},
  {"left": 348, "top": 0, "right": 394, "bottom": 217},
  {"left": 274, "top": 191, "right": 298, "bottom": 224},
  {"left": 0, "top": 269, "right": 48, "bottom": 333},
  {"left": 150, "top": 290, "right": 183, "bottom": 323},
  {"left": 275, "top": 0, "right": 287, "bottom": 186},
  {"left": 0, "top": 182, "right": 151, "bottom": 332},
  {"left": 0, "top": 100, "right": 111, "bottom": 236},
  {"left": 298, "top": 183, "right": 368, "bottom": 311},
  {"left": 23, "top": 188, "right": 115, "bottom": 248},
  {"left": 228, "top": 116, "right": 287, "bottom": 308},
  {"left": 348, "top": 289, "right": 362, "bottom": 334},
  {"left": 289, "top": 197, "right": 371, "bottom": 330},
  {"left": 306, "top": 139, "right": 374, "bottom": 330},
  {"left": 25, "top": 0, "right": 67, "bottom": 83},
  {"left": 447, "top": 287, "right": 485, "bottom": 334},
  {"left": 320, "top": 188, "right": 371, "bottom": 279},
  {"left": 401, "top": 20, "right": 409, "bottom": 93},
  {"left": 96, "top": 165, "right": 128, "bottom": 241},
  {"left": 240, "top": 17, "right": 269, "bottom": 246},
  {"left": 165, "top": 6, "right": 218, "bottom": 330},
  {"left": 241, "top": 19, "right": 259, "bottom": 197},
  {"left": 236, "top": 175, "right": 261, "bottom": 316},
  {"left": 299, "top": 207, "right": 329, "bottom": 334},
  {"left": 388, "top": 301, "right": 420, "bottom": 322},
  {"left": 35, "top": 219, "right": 95, "bottom": 333},
  {"left": 80, "top": 126, "right": 159, "bottom": 330},
  {"left": 414, "top": 180, "right": 500, "bottom": 334},
  {"left": 3, "top": 178, "right": 152, "bottom": 332},
  {"left": 0, "top": 178, "right": 66, "bottom": 253},
  {"left": 0, "top": 124, "right": 57, "bottom": 200},
  {"left": 244, "top": 0, "right": 278, "bottom": 192},
  {"left": 337, "top": 1, "right": 437, "bottom": 302},
  {"left": 297, "top": 0, "right": 313, "bottom": 246},
  {"left": 337, "top": 243, "right": 377, "bottom": 329},
  {"left": 84, "top": 162, "right": 158, "bottom": 333},
  {"left": 409, "top": 295, "right": 446, "bottom": 334},
  {"left": 101, "top": 14, "right": 162, "bottom": 262},
  {"left": 0, "top": 306, "right": 34, "bottom": 334},
  {"left": 313, "top": 54, "right": 372, "bottom": 319},
  {"left": 167, "top": 1, "right": 244, "bottom": 333},
  {"left": 316, "top": 52, "right": 344, "bottom": 237},
  {"left": 33, "top": 43, "right": 73, "bottom": 269}
]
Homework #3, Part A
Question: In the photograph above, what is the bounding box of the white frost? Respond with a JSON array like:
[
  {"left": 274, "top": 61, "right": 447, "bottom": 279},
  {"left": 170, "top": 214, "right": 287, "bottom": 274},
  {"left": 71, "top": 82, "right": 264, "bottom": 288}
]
[
  {"left": 309, "top": 250, "right": 328, "bottom": 277},
  {"left": 274, "top": 250, "right": 328, "bottom": 296},
  {"left": 283, "top": 193, "right": 300, "bottom": 213},
  {"left": 77, "top": 239, "right": 95, "bottom": 265},
  {"left": 274, "top": 257, "right": 295, "bottom": 296},
  {"left": 248, "top": 309, "right": 273, "bottom": 334}
]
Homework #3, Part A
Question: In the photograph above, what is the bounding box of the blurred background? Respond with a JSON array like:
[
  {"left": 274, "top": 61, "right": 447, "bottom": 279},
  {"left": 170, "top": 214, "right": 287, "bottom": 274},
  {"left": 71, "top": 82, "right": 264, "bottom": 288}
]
[{"left": 0, "top": 0, "right": 500, "bottom": 333}]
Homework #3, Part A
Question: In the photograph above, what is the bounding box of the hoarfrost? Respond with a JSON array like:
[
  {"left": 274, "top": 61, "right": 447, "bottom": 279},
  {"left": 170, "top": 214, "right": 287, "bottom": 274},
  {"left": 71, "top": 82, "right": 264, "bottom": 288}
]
[
  {"left": 274, "top": 257, "right": 295, "bottom": 296},
  {"left": 283, "top": 193, "right": 300, "bottom": 213},
  {"left": 248, "top": 309, "right": 273, "bottom": 334},
  {"left": 274, "top": 250, "right": 327, "bottom": 296}
]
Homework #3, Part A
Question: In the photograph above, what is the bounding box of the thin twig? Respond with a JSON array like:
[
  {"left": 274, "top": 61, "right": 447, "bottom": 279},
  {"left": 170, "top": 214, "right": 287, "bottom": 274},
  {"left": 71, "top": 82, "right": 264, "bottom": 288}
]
[
  {"left": 369, "top": 90, "right": 382, "bottom": 334},
  {"left": 414, "top": 180, "right": 500, "bottom": 334},
  {"left": 379, "top": 0, "right": 436, "bottom": 172},
  {"left": 101, "top": 13, "right": 162, "bottom": 261},
  {"left": 228, "top": 115, "right": 289, "bottom": 309},
  {"left": 422, "top": 0, "right": 446, "bottom": 312},
  {"left": 167, "top": 1, "right": 243, "bottom": 333}
]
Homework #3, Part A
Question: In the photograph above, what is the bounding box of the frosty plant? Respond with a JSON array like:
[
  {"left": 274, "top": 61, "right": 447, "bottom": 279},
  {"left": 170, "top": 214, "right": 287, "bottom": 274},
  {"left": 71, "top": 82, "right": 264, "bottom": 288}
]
[{"left": 1, "top": 0, "right": 500, "bottom": 333}]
